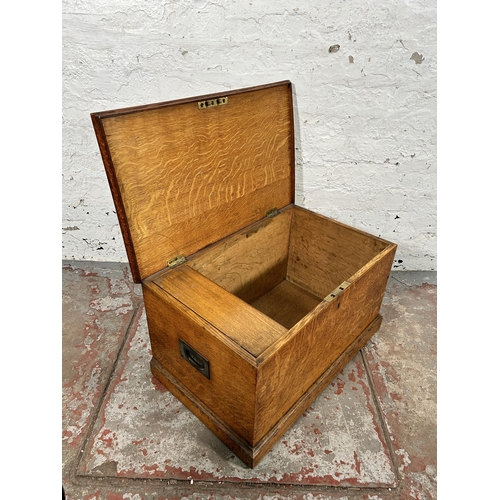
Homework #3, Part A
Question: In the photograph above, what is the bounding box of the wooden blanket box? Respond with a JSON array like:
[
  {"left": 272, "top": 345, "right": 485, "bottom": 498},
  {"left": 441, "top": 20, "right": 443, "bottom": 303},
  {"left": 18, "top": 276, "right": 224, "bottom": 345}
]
[{"left": 91, "top": 80, "right": 397, "bottom": 467}]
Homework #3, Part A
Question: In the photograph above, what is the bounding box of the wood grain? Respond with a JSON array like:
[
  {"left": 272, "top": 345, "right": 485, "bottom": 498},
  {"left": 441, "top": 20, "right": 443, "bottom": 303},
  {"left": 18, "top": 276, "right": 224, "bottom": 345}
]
[
  {"left": 287, "top": 206, "right": 392, "bottom": 298},
  {"left": 188, "top": 206, "right": 292, "bottom": 304},
  {"left": 251, "top": 314, "right": 383, "bottom": 465},
  {"left": 92, "top": 80, "right": 400, "bottom": 469},
  {"left": 152, "top": 314, "right": 383, "bottom": 467},
  {"left": 142, "top": 283, "right": 258, "bottom": 444},
  {"left": 151, "top": 265, "right": 287, "bottom": 357},
  {"left": 250, "top": 279, "right": 322, "bottom": 329},
  {"left": 93, "top": 82, "right": 294, "bottom": 282},
  {"left": 253, "top": 244, "right": 396, "bottom": 443},
  {"left": 91, "top": 114, "right": 141, "bottom": 281}
]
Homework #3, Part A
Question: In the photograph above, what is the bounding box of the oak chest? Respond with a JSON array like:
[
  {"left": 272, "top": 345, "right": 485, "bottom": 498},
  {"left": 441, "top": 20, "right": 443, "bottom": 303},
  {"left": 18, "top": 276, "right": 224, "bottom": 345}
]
[{"left": 91, "top": 81, "right": 397, "bottom": 467}]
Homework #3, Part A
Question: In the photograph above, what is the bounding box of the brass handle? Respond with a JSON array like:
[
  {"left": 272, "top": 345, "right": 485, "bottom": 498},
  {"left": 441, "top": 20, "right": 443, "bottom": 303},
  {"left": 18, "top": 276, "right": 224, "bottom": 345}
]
[
  {"left": 186, "top": 349, "right": 204, "bottom": 369},
  {"left": 179, "top": 338, "right": 210, "bottom": 379}
]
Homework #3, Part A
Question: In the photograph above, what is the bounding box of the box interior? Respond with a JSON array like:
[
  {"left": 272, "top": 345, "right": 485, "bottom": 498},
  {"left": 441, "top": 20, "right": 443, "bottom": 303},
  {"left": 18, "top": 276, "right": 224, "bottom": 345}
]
[{"left": 187, "top": 206, "right": 391, "bottom": 331}]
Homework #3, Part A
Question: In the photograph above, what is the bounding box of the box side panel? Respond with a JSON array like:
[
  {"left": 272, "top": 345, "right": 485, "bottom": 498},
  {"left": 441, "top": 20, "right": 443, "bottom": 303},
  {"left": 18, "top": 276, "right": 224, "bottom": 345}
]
[
  {"left": 287, "top": 206, "right": 391, "bottom": 298},
  {"left": 188, "top": 207, "right": 292, "bottom": 303},
  {"left": 254, "top": 245, "right": 396, "bottom": 444},
  {"left": 98, "top": 82, "right": 294, "bottom": 281},
  {"left": 143, "top": 284, "right": 257, "bottom": 445}
]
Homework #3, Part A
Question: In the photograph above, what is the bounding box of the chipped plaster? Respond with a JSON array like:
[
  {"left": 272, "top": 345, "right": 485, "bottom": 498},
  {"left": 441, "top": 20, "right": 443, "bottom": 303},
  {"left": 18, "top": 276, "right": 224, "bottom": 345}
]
[{"left": 62, "top": 0, "right": 437, "bottom": 270}]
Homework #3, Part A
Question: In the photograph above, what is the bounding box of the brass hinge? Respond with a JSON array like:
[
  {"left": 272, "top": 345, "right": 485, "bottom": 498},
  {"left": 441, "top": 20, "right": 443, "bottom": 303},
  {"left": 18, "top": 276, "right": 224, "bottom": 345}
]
[
  {"left": 266, "top": 207, "right": 280, "bottom": 218},
  {"left": 167, "top": 254, "right": 187, "bottom": 268},
  {"left": 198, "top": 96, "right": 228, "bottom": 110},
  {"left": 324, "top": 281, "right": 351, "bottom": 302}
]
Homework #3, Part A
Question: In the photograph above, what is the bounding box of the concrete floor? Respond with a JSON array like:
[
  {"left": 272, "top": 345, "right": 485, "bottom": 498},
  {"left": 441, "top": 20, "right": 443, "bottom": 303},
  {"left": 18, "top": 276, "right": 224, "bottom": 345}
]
[{"left": 62, "top": 262, "right": 436, "bottom": 500}]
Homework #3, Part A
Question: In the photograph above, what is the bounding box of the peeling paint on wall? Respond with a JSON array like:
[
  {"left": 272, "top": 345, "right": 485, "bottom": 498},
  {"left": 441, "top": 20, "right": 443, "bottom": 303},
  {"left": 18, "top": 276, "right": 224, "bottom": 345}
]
[
  {"left": 410, "top": 52, "right": 425, "bottom": 64},
  {"left": 62, "top": 0, "right": 437, "bottom": 270}
]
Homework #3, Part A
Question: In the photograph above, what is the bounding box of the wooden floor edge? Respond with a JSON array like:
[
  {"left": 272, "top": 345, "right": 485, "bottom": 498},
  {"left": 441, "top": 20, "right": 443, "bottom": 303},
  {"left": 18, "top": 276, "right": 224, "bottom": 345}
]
[{"left": 150, "top": 314, "right": 382, "bottom": 468}]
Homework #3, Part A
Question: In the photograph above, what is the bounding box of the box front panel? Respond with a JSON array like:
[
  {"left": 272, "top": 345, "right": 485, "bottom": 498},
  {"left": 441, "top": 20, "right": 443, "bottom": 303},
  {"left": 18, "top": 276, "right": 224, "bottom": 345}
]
[
  {"left": 143, "top": 284, "right": 257, "bottom": 445},
  {"left": 254, "top": 245, "right": 396, "bottom": 443}
]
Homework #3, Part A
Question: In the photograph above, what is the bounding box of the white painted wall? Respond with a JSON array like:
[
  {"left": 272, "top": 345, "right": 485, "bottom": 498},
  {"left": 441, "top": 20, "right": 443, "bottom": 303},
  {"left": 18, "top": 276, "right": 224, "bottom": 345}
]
[{"left": 62, "top": 0, "right": 436, "bottom": 271}]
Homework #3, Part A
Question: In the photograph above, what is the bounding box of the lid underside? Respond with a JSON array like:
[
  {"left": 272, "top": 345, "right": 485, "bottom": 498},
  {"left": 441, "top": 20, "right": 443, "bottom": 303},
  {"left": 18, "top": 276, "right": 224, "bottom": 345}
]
[{"left": 92, "top": 81, "right": 295, "bottom": 282}]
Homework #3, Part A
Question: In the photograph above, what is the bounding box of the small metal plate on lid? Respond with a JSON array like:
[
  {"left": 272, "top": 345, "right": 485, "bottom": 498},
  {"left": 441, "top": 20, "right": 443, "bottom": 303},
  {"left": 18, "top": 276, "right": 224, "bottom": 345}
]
[{"left": 198, "top": 96, "right": 228, "bottom": 109}]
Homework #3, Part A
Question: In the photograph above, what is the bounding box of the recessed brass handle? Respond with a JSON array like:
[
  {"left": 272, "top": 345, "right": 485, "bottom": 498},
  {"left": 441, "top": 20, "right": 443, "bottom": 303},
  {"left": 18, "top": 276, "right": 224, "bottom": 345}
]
[
  {"left": 179, "top": 338, "right": 210, "bottom": 379},
  {"left": 198, "top": 96, "right": 228, "bottom": 109}
]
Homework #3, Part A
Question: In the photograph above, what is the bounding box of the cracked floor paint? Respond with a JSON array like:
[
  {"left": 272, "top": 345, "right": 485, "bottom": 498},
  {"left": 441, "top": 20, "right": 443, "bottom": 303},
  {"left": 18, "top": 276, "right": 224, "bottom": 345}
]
[
  {"left": 63, "top": 267, "right": 436, "bottom": 500},
  {"left": 62, "top": 263, "right": 143, "bottom": 476},
  {"left": 363, "top": 277, "right": 437, "bottom": 499}
]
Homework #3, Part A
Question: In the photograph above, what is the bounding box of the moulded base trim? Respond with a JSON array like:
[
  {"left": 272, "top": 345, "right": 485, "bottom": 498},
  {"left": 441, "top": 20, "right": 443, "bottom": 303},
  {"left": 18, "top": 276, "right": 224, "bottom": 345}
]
[{"left": 150, "top": 314, "right": 383, "bottom": 468}]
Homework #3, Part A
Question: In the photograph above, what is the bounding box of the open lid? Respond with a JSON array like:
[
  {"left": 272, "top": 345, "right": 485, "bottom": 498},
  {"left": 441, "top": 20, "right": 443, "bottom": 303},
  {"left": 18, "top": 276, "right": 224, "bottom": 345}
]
[{"left": 91, "top": 81, "right": 295, "bottom": 283}]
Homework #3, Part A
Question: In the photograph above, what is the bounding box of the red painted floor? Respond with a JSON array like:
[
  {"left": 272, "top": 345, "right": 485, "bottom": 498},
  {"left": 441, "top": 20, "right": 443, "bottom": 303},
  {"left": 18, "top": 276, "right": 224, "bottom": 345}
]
[{"left": 62, "top": 262, "right": 436, "bottom": 499}]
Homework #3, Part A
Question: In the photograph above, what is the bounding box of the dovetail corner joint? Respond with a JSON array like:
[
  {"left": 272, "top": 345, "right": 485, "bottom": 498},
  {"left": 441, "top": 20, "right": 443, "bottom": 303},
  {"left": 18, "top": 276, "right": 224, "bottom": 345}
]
[
  {"left": 167, "top": 254, "right": 187, "bottom": 268},
  {"left": 324, "top": 281, "right": 351, "bottom": 302},
  {"left": 198, "top": 96, "right": 228, "bottom": 110}
]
